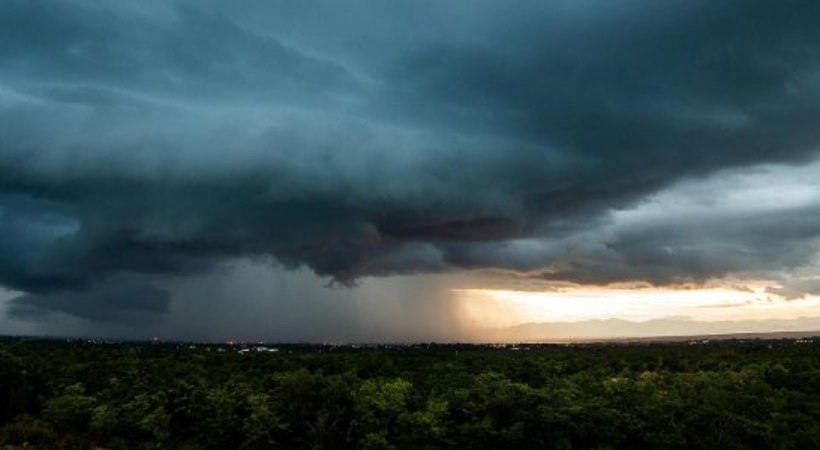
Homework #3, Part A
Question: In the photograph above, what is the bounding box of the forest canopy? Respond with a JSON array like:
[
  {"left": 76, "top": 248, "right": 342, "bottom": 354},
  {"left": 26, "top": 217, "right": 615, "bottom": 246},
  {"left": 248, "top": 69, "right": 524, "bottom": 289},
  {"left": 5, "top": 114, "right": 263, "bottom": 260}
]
[{"left": 1, "top": 338, "right": 819, "bottom": 449}]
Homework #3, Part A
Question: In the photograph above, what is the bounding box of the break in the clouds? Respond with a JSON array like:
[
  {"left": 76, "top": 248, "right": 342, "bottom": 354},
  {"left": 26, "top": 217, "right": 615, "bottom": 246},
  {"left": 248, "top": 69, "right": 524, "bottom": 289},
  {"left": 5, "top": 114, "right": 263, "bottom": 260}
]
[{"left": 2, "top": 0, "right": 820, "bottom": 327}]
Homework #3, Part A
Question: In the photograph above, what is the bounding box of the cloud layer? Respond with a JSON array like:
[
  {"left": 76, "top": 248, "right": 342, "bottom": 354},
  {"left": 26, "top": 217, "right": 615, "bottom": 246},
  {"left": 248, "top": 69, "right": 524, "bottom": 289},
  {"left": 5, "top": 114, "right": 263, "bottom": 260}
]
[{"left": 2, "top": 0, "right": 820, "bottom": 323}]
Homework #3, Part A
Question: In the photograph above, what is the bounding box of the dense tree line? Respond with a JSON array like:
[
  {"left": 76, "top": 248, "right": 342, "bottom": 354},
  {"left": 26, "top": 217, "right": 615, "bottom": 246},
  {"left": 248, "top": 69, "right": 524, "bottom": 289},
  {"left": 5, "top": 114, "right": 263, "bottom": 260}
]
[{"left": 1, "top": 338, "right": 819, "bottom": 449}]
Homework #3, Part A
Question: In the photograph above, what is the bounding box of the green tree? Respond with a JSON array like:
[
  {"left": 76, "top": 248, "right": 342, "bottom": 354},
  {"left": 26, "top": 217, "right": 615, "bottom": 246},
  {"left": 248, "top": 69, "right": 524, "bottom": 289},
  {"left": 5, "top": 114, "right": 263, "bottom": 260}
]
[{"left": 351, "top": 378, "right": 412, "bottom": 449}]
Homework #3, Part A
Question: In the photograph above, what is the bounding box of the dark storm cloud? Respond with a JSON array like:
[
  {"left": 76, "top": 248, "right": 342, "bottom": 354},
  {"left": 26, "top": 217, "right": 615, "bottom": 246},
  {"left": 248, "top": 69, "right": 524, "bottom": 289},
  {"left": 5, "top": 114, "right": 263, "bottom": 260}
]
[
  {"left": 2, "top": 0, "right": 820, "bottom": 321},
  {"left": 7, "top": 275, "right": 170, "bottom": 324},
  {"left": 536, "top": 203, "right": 820, "bottom": 286},
  {"left": 440, "top": 163, "right": 820, "bottom": 289}
]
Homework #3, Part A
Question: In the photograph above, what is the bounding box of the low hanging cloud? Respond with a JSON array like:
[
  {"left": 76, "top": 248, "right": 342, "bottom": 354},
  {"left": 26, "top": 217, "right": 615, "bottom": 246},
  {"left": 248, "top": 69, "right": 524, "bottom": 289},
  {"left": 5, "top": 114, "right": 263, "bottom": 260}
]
[
  {"left": 453, "top": 162, "right": 820, "bottom": 286},
  {"left": 7, "top": 275, "right": 170, "bottom": 324},
  {"left": 2, "top": 0, "right": 820, "bottom": 323}
]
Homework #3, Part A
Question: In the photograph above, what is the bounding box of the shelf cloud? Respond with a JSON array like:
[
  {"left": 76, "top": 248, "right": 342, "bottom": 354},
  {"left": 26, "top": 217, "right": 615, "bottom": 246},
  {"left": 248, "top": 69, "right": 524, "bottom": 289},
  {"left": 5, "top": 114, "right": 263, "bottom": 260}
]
[{"left": 2, "top": 0, "right": 820, "bottom": 326}]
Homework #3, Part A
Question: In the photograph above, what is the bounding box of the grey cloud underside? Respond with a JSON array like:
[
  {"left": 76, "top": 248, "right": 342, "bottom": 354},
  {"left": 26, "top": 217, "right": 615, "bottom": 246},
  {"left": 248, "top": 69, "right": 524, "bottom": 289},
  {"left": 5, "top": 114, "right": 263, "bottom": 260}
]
[
  {"left": 3, "top": 0, "right": 820, "bottom": 321},
  {"left": 7, "top": 275, "right": 170, "bottom": 325}
]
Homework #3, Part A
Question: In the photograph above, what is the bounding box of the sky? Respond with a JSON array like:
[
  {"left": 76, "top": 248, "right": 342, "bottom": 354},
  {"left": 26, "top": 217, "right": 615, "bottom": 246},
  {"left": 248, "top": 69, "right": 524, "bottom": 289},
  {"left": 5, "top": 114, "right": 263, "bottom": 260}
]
[{"left": 2, "top": 0, "right": 820, "bottom": 342}]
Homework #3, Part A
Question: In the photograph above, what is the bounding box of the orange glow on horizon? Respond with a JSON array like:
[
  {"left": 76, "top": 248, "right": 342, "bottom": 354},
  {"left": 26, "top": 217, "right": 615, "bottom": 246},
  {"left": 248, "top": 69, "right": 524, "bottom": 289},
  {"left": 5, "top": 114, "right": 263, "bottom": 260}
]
[{"left": 453, "top": 284, "right": 820, "bottom": 331}]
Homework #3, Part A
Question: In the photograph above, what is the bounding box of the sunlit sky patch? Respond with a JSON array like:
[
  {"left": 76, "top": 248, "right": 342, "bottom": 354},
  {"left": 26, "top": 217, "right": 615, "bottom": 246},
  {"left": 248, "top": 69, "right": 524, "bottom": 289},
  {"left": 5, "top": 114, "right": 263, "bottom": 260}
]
[{"left": 453, "top": 285, "right": 820, "bottom": 330}]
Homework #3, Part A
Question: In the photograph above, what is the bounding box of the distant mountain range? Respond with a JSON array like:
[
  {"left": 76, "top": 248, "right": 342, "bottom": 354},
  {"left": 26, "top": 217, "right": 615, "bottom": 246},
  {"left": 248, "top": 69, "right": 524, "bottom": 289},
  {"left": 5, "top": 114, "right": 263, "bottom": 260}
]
[{"left": 482, "top": 316, "right": 820, "bottom": 342}]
